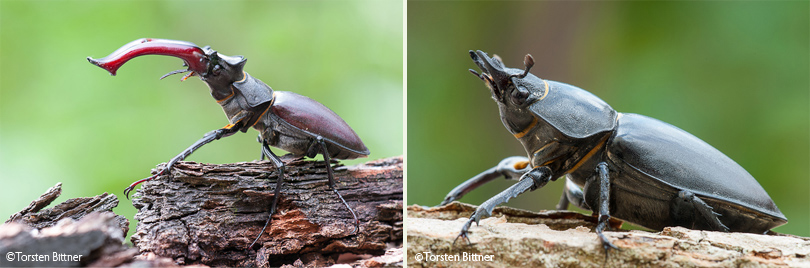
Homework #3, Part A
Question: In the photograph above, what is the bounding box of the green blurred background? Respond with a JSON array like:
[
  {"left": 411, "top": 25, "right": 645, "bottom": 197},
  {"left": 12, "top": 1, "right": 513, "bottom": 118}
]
[
  {"left": 0, "top": 1, "right": 402, "bottom": 240},
  {"left": 408, "top": 1, "right": 808, "bottom": 236}
]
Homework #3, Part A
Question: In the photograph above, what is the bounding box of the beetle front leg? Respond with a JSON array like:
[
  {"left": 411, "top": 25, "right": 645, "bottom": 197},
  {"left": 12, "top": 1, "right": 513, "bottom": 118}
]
[
  {"left": 595, "top": 162, "right": 618, "bottom": 254},
  {"left": 123, "top": 123, "right": 241, "bottom": 198},
  {"left": 454, "top": 166, "right": 552, "bottom": 246},
  {"left": 440, "top": 156, "right": 530, "bottom": 206}
]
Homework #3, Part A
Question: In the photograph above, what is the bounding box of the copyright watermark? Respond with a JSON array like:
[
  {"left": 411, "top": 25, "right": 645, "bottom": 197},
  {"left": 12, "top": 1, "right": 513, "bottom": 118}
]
[
  {"left": 413, "top": 251, "right": 494, "bottom": 262},
  {"left": 5, "top": 251, "right": 82, "bottom": 262}
]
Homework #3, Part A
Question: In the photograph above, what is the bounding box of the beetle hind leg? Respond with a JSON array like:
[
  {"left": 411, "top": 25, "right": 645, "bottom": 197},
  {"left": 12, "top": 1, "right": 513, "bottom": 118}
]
[
  {"left": 672, "top": 190, "right": 729, "bottom": 232},
  {"left": 314, "top": 136, "right": 360, "bottom": 234}
]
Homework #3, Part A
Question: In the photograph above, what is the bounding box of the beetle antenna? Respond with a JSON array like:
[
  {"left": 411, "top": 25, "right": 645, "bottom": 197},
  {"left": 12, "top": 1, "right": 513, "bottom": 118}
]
[
  {"left": 181, "top": 71, "right": 195, "bottom": 81},
  {"left": 521, "top": 54, "right": 535, "bottom": 77},
  {"left": 160, "top": 69, "right": 191, "bottom": 80},
  {"left": 509, "top": 54, "right": 535, "bottom": 79}
]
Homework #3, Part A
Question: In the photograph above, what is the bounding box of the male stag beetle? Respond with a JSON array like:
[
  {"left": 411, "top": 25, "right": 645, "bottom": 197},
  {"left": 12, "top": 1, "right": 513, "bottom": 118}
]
[
  {"left": 87, "top": 38, "right": 369, "bottom": 249},
  {"left": 443, "top": 50, "right": 787, "bottom": 254}
]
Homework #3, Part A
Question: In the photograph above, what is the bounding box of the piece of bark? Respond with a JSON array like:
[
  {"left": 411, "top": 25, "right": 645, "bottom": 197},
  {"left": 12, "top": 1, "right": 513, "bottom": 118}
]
[
  {"left": 5, "top": 182, "right": 129, "bottom": 237},
  {"left": 1, "top": 183, "right": 189, "bottom": 268},
  {"left": 6, "top": 182, "right": 62, "bottom": 223},
  {"left": 407, "top": 203, "right": 810, "bottom": 267},
  {"left": 130, "top": 155, "right": 403, "bottom": 267},
  {"left": 357, "top": 247, "right": 403, "bottom": 268},
  {"left": 0, "top": 212, "right": 133, "bottom": 267}
]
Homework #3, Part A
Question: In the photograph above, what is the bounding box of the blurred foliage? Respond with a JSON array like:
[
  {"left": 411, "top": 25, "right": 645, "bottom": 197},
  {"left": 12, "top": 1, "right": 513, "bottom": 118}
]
[
  {"left": 408, "top": 1, "right": 808, "bottom": 236},
  {"left": 0, "top": 1, "right": 402, "bottom": 240}
]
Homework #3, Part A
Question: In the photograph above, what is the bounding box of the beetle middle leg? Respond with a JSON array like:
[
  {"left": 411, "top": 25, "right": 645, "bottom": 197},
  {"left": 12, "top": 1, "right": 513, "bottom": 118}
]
[
  {"left": 555, "top": 176, "right": 589, "bottom": 211},
  {"left": 439, "top": 156, "right": 530, "bottom": 206},
  {"left": 594, "top": 162, "right": 619, "bottom": 254},
  {"left": 249, "top": 140, "right": 287, "bottom": 250},
  {"left": 454, "top": 166, "right": 552, "bottom": 246}
]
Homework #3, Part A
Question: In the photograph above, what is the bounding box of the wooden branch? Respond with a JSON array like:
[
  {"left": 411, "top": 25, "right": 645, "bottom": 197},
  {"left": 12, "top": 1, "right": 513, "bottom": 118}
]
[
  {"left": 1, "top": 184, "right": 160, "bottom": 267},
  {"left": 5, "top": 183, "right": 128, "bottom": 234},
  {"left": 407, "top": 203, "right": 810, "bottom": 267},
  {"left": 0, "top": 212, "right": 134, "bottom": 267},
  {"left": 130, "top": 155, "right": 403, "bottom": 267}
]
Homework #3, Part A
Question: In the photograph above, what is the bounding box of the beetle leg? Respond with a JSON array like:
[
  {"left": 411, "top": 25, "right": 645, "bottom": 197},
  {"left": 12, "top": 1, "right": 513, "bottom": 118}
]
[
  {"left": 256, "top": 134, "right": 265, "bottom": 160},
  {"left": 673, "top": 190, "right": 729, "bottom": 232},
  {"left": 316, "top": 136, "right": 360, "bottom": 234},
  {"left": 440, "top": 166, "right": 499, "bottom": 206},
  {"left": 123, "top": 123, "right": 240, "bottom": 199},
  {"left": 556, "top": 176, "right": 588, "bottom": 211},
  {"left": 453, "top": 166, "right": 552, "bottom": 246},
  {"left": 439, "top": 156, "right": 530, "bottom": 206},
  {"left": 556, "top": 189, "right": 570, "bottom": 211},
  {"left": 595, "top": 162, "right": 619, "bottom": 255},
  {"left": 249, "top": 141, "right": 287, "bottom": 250}
]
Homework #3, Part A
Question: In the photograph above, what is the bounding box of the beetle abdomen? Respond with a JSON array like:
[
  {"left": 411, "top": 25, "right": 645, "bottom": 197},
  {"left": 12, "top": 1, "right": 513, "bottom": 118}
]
[
  {"left": 607, "top": 113, "right": 786, "bottom": 230},
  {"left": 270, "top": 91, "right": 369, "bottom": 159}
]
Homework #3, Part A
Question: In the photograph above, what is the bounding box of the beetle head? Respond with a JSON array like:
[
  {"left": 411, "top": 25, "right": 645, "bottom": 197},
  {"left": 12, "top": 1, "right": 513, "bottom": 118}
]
[
  {"left": 196, "top": 46, "right": 247, "bottom": 90},
  {"left": 469, "top": 50, "right": 539, "bottom": 107}
]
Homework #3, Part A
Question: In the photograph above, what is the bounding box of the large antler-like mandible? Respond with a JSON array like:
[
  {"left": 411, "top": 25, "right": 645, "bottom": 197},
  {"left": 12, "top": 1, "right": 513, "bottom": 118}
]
[{"left": 87, "top": 38, "right": 209, "bottom": 77}]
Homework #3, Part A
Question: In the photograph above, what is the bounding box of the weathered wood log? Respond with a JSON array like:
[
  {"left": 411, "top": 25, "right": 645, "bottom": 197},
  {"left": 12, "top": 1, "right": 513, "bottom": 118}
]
[
  {"left": 130, "top": 155, "right": 403, "bottom": 267},
  {"left": 407, "top": 203, "right": 810, "bottom": 267},
  {"left": 1, "top": 183, "right": 185, "bottom": 267},
  {"left": 5, "top": 183, "right": 128, "bottom": 234},
  {"left": 1, "top": 183, "right": 137, "bottom": 267},
  {"left": 0, "top": 212, "right": 134, "bottom": 267}
]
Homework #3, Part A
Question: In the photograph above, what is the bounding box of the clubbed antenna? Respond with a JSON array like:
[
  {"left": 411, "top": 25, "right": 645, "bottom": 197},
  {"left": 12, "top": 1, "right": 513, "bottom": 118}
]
[{"left": 509, "top": 54, "right": 535, "bottom": 79}]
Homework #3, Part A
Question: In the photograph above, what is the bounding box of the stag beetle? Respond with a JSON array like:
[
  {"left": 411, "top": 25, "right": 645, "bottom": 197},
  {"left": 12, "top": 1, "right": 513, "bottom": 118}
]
[
  {"left": 87, "top": 38, "right": 369, "bottom": 249},
  {"left": 444, "top": 50, "right": 787, "bottom": 253}
]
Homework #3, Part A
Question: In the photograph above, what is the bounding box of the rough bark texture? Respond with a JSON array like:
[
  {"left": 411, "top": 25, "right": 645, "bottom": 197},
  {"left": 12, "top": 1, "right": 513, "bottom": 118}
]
[
  {"left": 1, "top": 183, "right": 177, "bottom": 267},
  {"left": 5, "top": 182, "right": 128, "bottom": 234},
  {"left": 407, "top": 203, "right": 810, "bottom": 267},
  {"left": 1, "top": 212, "right": 134, "bottom": 267},
  {"left": 130, "top": 155, "right": 403, "bottom": 267}
]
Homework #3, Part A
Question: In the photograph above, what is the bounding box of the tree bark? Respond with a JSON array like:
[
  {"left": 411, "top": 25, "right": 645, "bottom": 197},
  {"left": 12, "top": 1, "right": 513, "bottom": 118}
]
[
  {"left": 1, "top": 183, "right": 149, "bottom": 267},
  {"left": 407, "top": 203, "right": 810, "bottom": 267},
  {"left": 130, "top": 155, "right": 403, "bottom": 267},
  {"left": 5, "top": 182, "right": 128, "bottom": 234}
]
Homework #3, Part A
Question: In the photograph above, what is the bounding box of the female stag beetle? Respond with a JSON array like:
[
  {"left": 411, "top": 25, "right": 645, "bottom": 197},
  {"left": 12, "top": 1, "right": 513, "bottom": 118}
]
[
  {"left": 444, "top": 50, "right": 787, "bottom": 253},
  {"left": 87, "top": 38, "right": 369, "bottom": 249}
]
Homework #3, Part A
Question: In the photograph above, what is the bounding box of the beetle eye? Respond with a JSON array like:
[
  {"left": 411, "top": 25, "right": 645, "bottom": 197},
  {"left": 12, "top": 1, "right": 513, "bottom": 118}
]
[
  {"left": 212, "top": 64, "right": 222, "bottom": 75},
  {"left": 511, "top": 86, "right": 529, "bottom": 105}
]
